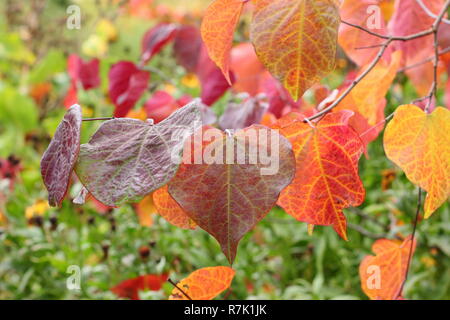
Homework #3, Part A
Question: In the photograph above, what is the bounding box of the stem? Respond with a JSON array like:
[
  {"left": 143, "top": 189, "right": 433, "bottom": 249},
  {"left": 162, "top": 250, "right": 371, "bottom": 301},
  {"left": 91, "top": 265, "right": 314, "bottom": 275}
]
[
  {"left": 168, "top": 278, "right": 193, "bottom": 300},
  {"left": 399, "top": 46, "right": 450, "bottom": 72},
  {"left": 305, "top": 1, "right": 450, "bottom": 122},
  {"left": 305, "top": 39, "right": 392, "bottom": 122},
  {"left": 82, "top": 117, "right": 115, "bottom": 122},
  {"left": 340, "top": 20, "right": 433, "bottom": 41},
  {"left": 424, "top": 0, "right": 450, "bottom": 112},
  {"left": 395, "top": 188, "right": 422, "bottom": 300}
]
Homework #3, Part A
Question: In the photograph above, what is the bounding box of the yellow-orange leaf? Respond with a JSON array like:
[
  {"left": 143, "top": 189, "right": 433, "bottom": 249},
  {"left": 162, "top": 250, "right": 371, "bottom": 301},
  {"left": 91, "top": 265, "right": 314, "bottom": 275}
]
[
  {"left": 359, "top": 236, "right": 416, "bottom": 300},
  {"left": 136, "top": 194, "right": 156, "bottom": 227},
  {"left": 169, "top": 266, "right": 235, "bottom": 300},
  {"left": 384, "top": 105, "right": 450, "bottom": 218},
  {"left": 336, "top": 51, "right": 401, "bottom": 150},
  {"left": 153, "top": 185, "right": 196, "bottom": 229},
  {"left": 201, "top": 0, "right": 245, "bottom": 84},
  {"left": 338, "top": 51, "right": 401, "bottom": 127},
  {"left": 273, "top": 110, "right": 365, "bottom": 239},
  {"left": 250, "top": 0, "right": 340, "bottom": 101}
]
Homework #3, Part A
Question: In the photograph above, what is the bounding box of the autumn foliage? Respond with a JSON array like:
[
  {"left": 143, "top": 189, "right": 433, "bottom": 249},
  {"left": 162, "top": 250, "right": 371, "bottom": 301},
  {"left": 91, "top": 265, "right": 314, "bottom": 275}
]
[{"left": 31, "top": 0, "right": 450, "bottom": 300}]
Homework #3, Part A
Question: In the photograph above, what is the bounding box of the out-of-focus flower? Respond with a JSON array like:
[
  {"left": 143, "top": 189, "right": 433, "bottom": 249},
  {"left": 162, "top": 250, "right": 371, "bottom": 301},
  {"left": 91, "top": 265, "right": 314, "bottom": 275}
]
[
  {"left": 82, "top": 34, "right": 108, "bottom": 58},
  {"left": 96, "top": 19, "right": 118, "bottom": 42},
  {"left": 25, "top": 199, "right": 50, "bottom": 220}
]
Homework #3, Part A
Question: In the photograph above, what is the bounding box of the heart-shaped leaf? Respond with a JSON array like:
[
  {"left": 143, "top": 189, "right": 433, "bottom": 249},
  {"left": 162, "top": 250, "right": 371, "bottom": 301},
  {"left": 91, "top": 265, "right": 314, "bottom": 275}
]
[
  {"left": 384, "top": 105, "right": 450, "bottom": 218},
  {"left": 168, "top": 125, "right": 295, "bottom": 263},
  {"left": 41, "top": 104, "right": 82, "bottom": 207},
  {"left": 75, "top": 101, "right": 201, "bottom": 207},
  {"left": 250, "top": 0, "right": 340, "bottom": 100}
]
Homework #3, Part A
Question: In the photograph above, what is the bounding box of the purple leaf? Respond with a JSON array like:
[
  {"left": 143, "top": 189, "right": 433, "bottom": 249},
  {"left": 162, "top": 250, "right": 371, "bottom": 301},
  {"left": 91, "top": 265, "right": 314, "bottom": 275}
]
[
  {"left": 41, "top": 104, "right": 82, "bottom": 207},
  {"left": 219, "top": 95, "right": 268, "bottom": 130},
  {"left": 75, "top": 100, "right": 202, "bottom": 207}
]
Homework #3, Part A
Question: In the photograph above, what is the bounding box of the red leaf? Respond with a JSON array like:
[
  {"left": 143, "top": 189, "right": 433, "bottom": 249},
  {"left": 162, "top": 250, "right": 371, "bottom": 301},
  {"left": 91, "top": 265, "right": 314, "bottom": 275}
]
[
  {"left": 141, "top": 23, "right": 178, "bottom": 65},
  {"left": 197, "top": 45, "right": 234, "bottom": 106},
  {"left": 0, "top": 156, "right": 22, "bottom": 192},
  {"left": 260, "top": 72, "right": 302, "bottom": 118},
  {"left": 144, "top": 90, "right": 179, "bottom": 123},
  {"left": 111, "top": 273, "right": 168, "bottom": 300},
  {"left": 108, "top": 61, "right": 150, "bottom": 117},
  {"left": 68, "top": 54, "right": 101, "bottom": 90},
  {"left": 41, "top": 104, "right": 82, "bottom": 207},
  {"left": 168, "top": 125, "right": 296, "bottom": 263},
  {"left": 63, "top": 83, "right": 78, "bottom": 109},
  {"left": 173, "top": 25, "right": 203, "bottom": 73}
]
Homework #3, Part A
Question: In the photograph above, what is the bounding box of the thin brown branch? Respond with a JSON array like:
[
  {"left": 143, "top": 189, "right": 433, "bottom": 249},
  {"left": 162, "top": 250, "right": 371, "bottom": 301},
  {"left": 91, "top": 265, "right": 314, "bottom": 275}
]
[
  {"left": 425, "top": 0, "right": 450, "bottom": 111},
  {"left": 395, "top": 188, "right": 422, "bottom": 300},
  {"left": 306, "top": 2, "right": 450, "bottom": 122},
  {"left": 399, "top": 46, "right": 450, "bottom": 72},
  {"left": 355, "top": 43, "right": 386, "bottom": 50},
  {"left": 168, "top": 278, "right": 193, "bottom": 300},
  {"left": 340, "top": 20, "right": 433, "bottom": 41},
  {"left": 305, "top": 39, "right": 393, "bottom": 122}
]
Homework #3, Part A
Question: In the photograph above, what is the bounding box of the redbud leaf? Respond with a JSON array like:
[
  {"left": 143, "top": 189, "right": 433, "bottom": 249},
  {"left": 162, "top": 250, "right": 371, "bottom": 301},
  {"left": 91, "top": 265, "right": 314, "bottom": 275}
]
[
  {"left": 75, "top": 101, "right": 201, "bottom": 207},
  {"left": 41, "top": 104, "right": 82, "bottom": 207}
]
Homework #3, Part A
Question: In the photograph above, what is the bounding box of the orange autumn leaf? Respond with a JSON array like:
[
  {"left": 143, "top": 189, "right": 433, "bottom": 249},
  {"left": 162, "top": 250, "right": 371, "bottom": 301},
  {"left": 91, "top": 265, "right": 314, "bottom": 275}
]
[
  {"left": 359, "top": 236, "right": 416, "bottom": 300},
  {"left": 336, "top": 51, "right": 401, "bottom": 149},
  {"left": 273, "top": 110, "right": 365, "bottom": 239},
  {"left": 169, "top": 266, "right": 235, "bottom": 300},
  {"left": 153, "top": 185, "right": 196, "bottom": 229},
  {"left": 339, "top": 0, "right": 389, "bottom": 67},
  {"left": 230, "top": 42, "right": 266, "bottom": 96},
  {"left": 136, "top": 193, "right": 156, "bottom": 227},
  {"left": 384, "top": 105, "right": 450, "bottom": 218},
  {"left": 379, "top": 0, "right": 395, "bottom": 21},
  {"left": 250, "top": 0, "right": 340, "bottom": 101},
  {"left": 201, "top": 0, "right": 245, "bottom": 84},
  {"left": 126, "top": 107, "right": 148, "bottom": 121},
  {"left": 0, "top": 209, "right": 8, "bottom": 227}
]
